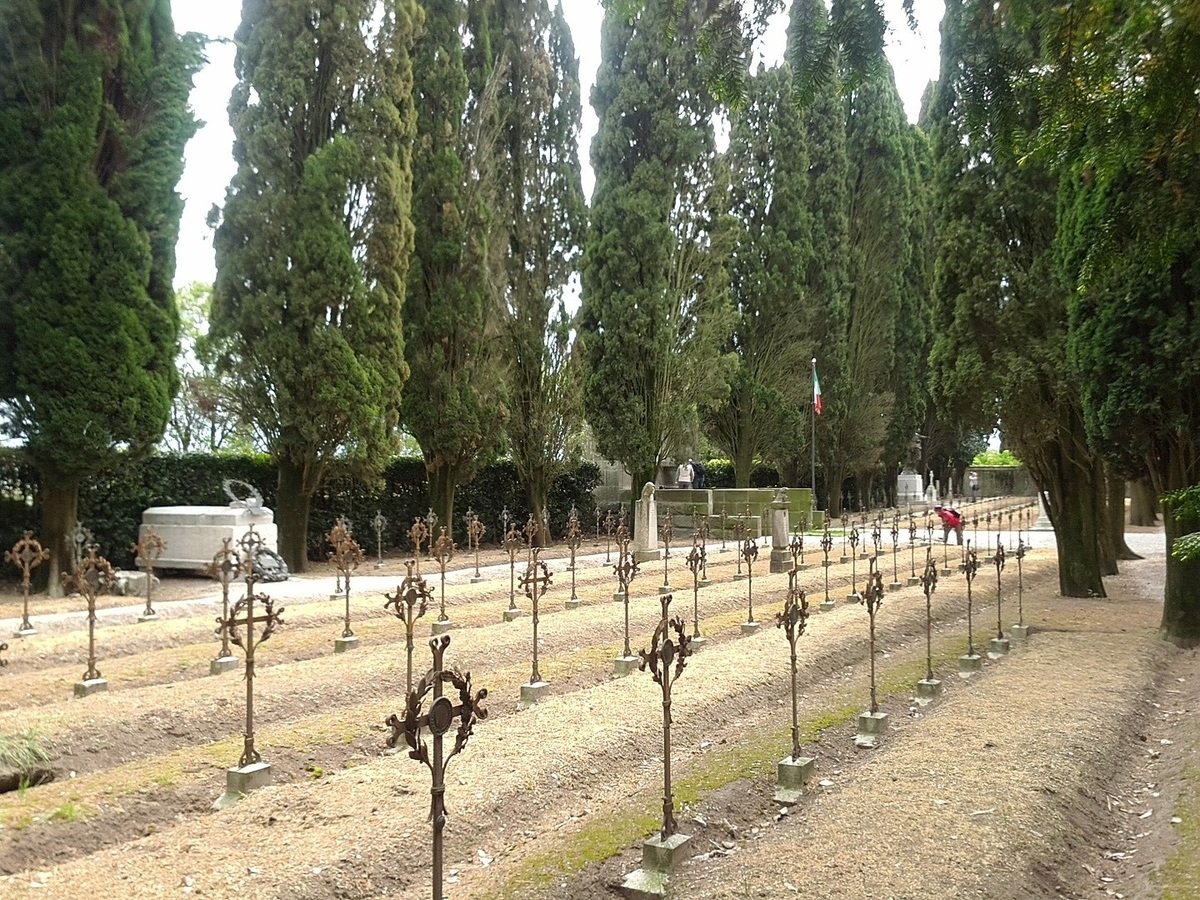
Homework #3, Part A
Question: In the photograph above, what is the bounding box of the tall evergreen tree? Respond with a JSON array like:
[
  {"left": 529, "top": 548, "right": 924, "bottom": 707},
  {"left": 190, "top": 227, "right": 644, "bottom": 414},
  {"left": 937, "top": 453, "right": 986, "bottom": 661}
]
[
  {"left": 0, "top": 0, "right": 200, "bottom": 588},
  {"left": 705, "top": 63, "right": 813, "bottom": 487},
  {"left": 210, "top": 0, "right": 419, "bottom": 571},
  {"left": 580, "top": 0, "right": 736, "bottom": 496},
  {"left": 402, "top": 0, "right": 507, "bottom": 535},
  {"left": 926, "top": 0, "right": 1107, "bottom": 597},
  {"left": 490, "top": 0, "right": 587, "bottom": 532}
]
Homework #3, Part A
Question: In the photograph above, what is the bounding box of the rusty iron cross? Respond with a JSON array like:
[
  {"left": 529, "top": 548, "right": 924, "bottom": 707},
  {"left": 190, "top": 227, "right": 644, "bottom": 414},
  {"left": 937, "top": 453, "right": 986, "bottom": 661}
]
[
  {"left": 920, "top": 549, "right": 939, "bottom": 681},
  {"left": 994, "top": 541, "right": 1007, "bottom": 639},
  {"left": 685, "top": 538, "right": 706, "bottom": 638},
  {"left": 520, "top": 554, "right": 553, "bottom": 684},
  {"left": 502, "top": 523, "right": 524, "bottom": 613},
  {"left": 131, "top": 528, "right": 167, "bottom": 620},
  {"left": 741, "top": 536, "right": 759, "bottom": 623},
  {"left": 862, "top": 560, "right": 886, "bottom": 715},
  {"left": 63, "top": 545, "right": 116, "bottom": 682},
  {"left": 328, "top": 526, "right": 365, "bottom": 638},
  {"left": 7, "top": 531, "right": 49, "bottom": 634},
  {"left": 217, "top": 586, "right": 285, "bottom": 768},
  {"left": 614, "top": 535, "right": 641, "bottom": 658},
  {"left": 409, "top": 517, "right": 430, "bottom": 577},
  {"left": 373, "top": 511, "right": 388, "bottom": 565},
  {"left": 777, "top": 572, "right": 810, "bottom": 761},
  {"left": 820, "top": 523, "right": 834, "bottom": 605},
  {"left": 207, "top": 537, "right": 245, "bottom": 660},
  {"left": 394, "top": 636, "right": 488, "bottom": 900},
  {"left": 964, "top": 543, "right": 980, "bottom": 656},
  {"left": 468, "top": 512, "right": 486, "bottom": 580},
  {"left": 385, "top": 559, "right": 433, "bottom": 707},
  {"left": 639, "top": 593, "right": 692, "bottom": 842},
  {"left": 431, "top": 527, "right": 456, "bottom": 624},
  {"left": 789, "top": 529, "right": 804, "bottom": 569},
  {"left": 565, "top": 508, "right": 582, "bottom": 603}
]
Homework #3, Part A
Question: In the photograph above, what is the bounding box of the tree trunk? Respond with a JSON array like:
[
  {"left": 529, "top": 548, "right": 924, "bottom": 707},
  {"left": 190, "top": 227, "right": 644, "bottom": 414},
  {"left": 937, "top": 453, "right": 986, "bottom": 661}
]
[
  {"left": 1106, "top": 469, "right": 1141, "bottom": 561},
  {"left": 524, "top": 469, "right": 549, "bottom": 547},
  {"left": 276, "top": 458, "right": 312, "bottom": 573},
  {"left": 428, "top": 465, "right": 458, "bottom": 546},
  {"left": 1160, "top": 447, "right": 1200, "bottom": 647},
  {"left": 40, "top": 482, "right": 79, "bottom": 598},
  {"left": 828, "top": 468, "right": 847, "bottom": 517},
  {"left": 1130, "top": 477, "right": 1158, "bottom": 526},
  {"left": 733, "top": 444, "right": 753, "bottom": 489},
  {"left": 1042, "top": 461, "right": 1107, "bottom": 598}
]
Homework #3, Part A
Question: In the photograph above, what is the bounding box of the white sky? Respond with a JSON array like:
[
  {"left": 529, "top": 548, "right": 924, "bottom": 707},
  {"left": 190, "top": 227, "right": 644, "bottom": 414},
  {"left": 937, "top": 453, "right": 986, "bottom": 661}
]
[{"left": 172, "top": 0, "right": 944, "bottom": 287}]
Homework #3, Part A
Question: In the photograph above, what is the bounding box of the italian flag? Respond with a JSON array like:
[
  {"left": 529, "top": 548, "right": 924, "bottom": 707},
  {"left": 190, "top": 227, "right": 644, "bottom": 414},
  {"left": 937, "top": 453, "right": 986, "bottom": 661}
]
[{"left": 812, "top": 365, "right": 823, "bottom": 415}]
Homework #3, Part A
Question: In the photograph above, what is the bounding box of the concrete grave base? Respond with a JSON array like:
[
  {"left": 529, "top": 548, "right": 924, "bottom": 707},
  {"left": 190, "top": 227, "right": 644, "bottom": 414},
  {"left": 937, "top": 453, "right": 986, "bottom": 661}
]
[
  {"left": 941, "top": 568, "right": 952, "bottom": 577},
  {"left": 988, "top": 637, "right": 1011, "bottom": 658},
  {"left": 137, "top": 612, "right": 159, "bottom": 624},
  {"left": 519, "top": 680, "right": 551, "bottom": 706},
  {"left": 823, "top": 559, "right": 832, "bottom": 567},
  {"left": 855, "top": 711, "right": 889, "bottom": 748},
  {"left": 1010, "top": 623, "right": 1031, "bottom": 640},
  {"left": 820, "top": 600, "right": 837, "bottom": 611},
  {"left": 915, "top": 678, "right": 943, "bottom": 701},
  {"left": 732, "top": 572, "right": 747, "bottom": 582},
  {"left": 209, "top": 656, "right": 239, "bottom": 676},
  {"left": 907, "top": 576, "right": 921, "bottom": 587},
  {"left": 698, "top": 579, "right": 711, "bottom": 588},
  {"left": 774, "top": 755, "right": 815, "bottom": 805},
  {"left": 613, "top": 655, "right": 640, "bottom": 678},
  {"left": 470, "top": 575, "right": 485, "bottom": 584},
  {"left": 688, "top": 635, "right": 708, "bottom": 650},
  {"left": 888, "top": 581, "right": 903, "bottom": 592},
  {"left": 564, "top": 598, "right": 582, "bottom": 610},
  {"left": 958, "top": 653, "right": 984, "bottom": 676},
  {"left": 334, "top": 636, "right": 359, "bottom": 653},
  {"left": 839, "top": 555, "right": 850, "bottom": 564},
  {"left": 619, "top": 868, "right": 673, "bottom": 900},
  {"left": 613, "top": 591, "right": 627, "bottom": 602},
  {"left": 329, "top": 594, "right": 344, "bottom": 603},
  {"left": 73, "top": 678, "right": 108, "bottom": 698},
  {"left": 859, "top": 552, "right": 870, "bottom": 560},
  {"left": 740, "top": 621, "right": 761, "bottom": 636},
  {"left": 658, "top": 584, "right": 673, "bottom": 595},
  {"left": 641, "top": 832, "right": 692, "bottom": 873},
  {"left": 430, "top": 619, "right": 454, "bottom": 635},
  {"left": 213, "top": 761, "right": 272, "bottom": 810},
  {"left": 504, "top": 608, "right": 525, "bottom": 622},
  {"left": 845, "top": 593, "right": 861, "bottom": 604},
  {"left": 769, "top": 549, "right": 790, "bottom": 574},
  {"left": 13, "top": 626, "right": 36, "bottom": 638},
  {"left": 634, "top": 549, "right": 661, "bottom": 564}
]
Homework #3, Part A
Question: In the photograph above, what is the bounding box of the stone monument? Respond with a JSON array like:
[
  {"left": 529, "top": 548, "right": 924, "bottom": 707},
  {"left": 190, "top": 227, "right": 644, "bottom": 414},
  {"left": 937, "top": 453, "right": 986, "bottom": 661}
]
[
  {"left": 768, "top": 489, "right": 791, "bottom": 574},
  {"left": 633, "top": 482, "right": 661, "bottom": 564},
  {"left": 140, "top": 479, "right": 280, "bottom": 573}
]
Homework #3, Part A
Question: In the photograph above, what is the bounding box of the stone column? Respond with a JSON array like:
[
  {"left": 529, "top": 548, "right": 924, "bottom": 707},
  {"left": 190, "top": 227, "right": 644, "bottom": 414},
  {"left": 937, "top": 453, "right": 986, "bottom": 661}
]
[
  {"left": 1031, "top": 491, "right": 1054, "bottom": 532},
  {"left": 769, "top": 490, "right": 790, "bottom": 574},
  {"left": 634, "top": 482, "right": 661, "bottom": 563}
]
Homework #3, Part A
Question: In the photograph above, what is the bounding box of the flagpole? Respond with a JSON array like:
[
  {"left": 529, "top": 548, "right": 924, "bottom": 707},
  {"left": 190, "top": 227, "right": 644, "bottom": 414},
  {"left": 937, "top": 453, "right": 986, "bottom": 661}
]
[{"left": 811, "top": 357, "right": 817, "bottom": 506}]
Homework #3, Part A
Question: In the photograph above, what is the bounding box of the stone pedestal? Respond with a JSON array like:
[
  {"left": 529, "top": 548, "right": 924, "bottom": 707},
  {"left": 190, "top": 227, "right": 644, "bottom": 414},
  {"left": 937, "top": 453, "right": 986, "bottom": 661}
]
[
  {"left": 940, "top": 567, "right": 952, "bottom": 577},
  {"left": 688, "top": 635, "right": 708, "bottom": 650},
  {"left": 613, "top": 591, "right": 626, "bottom": 603},
  {"left": 504, "top": 608, "right": 524, "bottom": 622},
  {"left": 740, "top": 621, "right": 761, "bottom": 636},
  {"left": 988, "top": 637, "right": 1011, "bottom": 658},
  {"left": 210, "top": 656, "right": 239, "bottom": 675},
  {"left": 658, "top": 583, "right": 673, "bottom": 595},
  {"left": 13, "top": 625, "right": 36, "bottom": 638},
  {"left": 774, "top": 755, "right": 815, "bottom": 805},
  {"left": 915, "top": 678, "right": 943, "bottom": 701},
  {"left": 897, "top": 468, "right": 924, "bottom": 504},
  {"left": 470, "top": 575, "right": 485, "bottom": 584},
  {"left": 958, "top": 653, "right": 983, "bottom": 675},
  {"left": 137, "top": 612, "right": 159, "bottom": 624},
  {"left": 613, "top": 655, "right": 640, "bottom": 677},
  {"left": 855, "top": 712, "right": 889, "bottom": 748},
  {"left": 519, "top": 681, "right": 550, "bottom": 706},
  {"left": 698, "top": 578, "right": 711, "bottom": 588},
  {"left": 213, "top": 761, "right": 272, "bottom": 810},
  {"left": 334, "top": 636, "right": 359, "bottom": 653},
  {"left": 888, "top": 581, "right": 902, "bottom": 592},
  {"left": 858, "top": 551, "right": 870, "bottom": 560},
  {"left": 564, "top": 598, "right": 582, "bottom": 610},
  {"left": 840, "top": 555, "right": 850, "bottom": 564},
  {"left": 430, "top": 620, "right": 454, "bottom": 635},
  {"left": 820, "top": 599, "right": 836, "bottom": 611},
  {"left": 1031, "top": 492, "right": 1054, "bottom": 532},
  {"left": 73, "top": 678, "right": 108, "bottom": 698},
  {"left": 634, "top": 483, "right": 661, "bottom": 564},
  {"left": 768, "top": 491, "right": 791, "bottom": 574},
  {"left": 1010, "top": 623, "right": 1030, "bottom": 640},
  {"left": 907, "top": 576, "right": 921, "bottom": 587},
  {"left": 845, "top": 592, "right": 860, "bottom": 603},
  {"left": 620, "top": 833, "right": 692, "bottom": 899}
]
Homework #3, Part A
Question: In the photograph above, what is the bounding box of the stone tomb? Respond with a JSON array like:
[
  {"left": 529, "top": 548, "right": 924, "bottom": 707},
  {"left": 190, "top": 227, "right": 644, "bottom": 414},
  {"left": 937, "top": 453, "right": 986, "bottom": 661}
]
[{"left": 139, "top": 506, "right": 278, "bottom": 572}]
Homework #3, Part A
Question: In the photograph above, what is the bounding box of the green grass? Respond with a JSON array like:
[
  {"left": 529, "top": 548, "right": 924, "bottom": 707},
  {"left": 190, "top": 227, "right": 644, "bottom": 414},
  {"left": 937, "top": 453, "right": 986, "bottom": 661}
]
[
  {"left": 306, "top": 764, "right": 325, "bottom": 780},
  {"left": 497, "top": 639, "right": 968, "bottom": 898},
  {"left": 1160, "top": 763, "right": 1200, "bottom": 899},
  {"left": 47, "top": 800, "right": 84, "bottom": 823},
  {"left": 0, "top": 729, "right": 55, "bottom": 773}
]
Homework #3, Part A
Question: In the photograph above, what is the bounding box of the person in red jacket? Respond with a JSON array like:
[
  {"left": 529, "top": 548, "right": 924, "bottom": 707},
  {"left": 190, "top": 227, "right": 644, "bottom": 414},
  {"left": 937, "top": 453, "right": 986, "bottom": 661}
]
[{"left": 934, "top": 505, "right": 964, "bottom": 545}]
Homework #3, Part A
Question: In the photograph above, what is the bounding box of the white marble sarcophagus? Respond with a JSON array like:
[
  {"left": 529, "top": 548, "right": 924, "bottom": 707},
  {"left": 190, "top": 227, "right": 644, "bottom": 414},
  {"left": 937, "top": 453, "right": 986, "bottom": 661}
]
[{"left": 139, "top": 505, "right": 278, "bottom": 572}]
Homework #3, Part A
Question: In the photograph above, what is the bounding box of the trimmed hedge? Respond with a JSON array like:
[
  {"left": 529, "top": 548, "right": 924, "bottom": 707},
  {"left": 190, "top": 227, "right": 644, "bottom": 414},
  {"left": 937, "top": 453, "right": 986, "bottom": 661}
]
[
  {"left": 702, "top": 459, "right": 781, "bottom": 489},
  {"left": 0, "top": 451, "right": 600, "bottom": 569}
]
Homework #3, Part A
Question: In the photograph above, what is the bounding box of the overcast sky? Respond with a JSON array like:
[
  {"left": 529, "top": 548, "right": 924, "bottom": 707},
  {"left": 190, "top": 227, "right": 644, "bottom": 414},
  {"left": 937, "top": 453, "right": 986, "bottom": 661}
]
[{"left": 171, "top": 0, "right": 944, "bottom": 287}]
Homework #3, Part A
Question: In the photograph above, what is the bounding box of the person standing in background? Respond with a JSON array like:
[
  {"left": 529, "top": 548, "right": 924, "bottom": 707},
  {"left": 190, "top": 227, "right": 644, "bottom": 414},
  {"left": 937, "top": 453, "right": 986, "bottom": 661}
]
[{"left": 677, "top": 459, "right": 694, "bottom": 489}]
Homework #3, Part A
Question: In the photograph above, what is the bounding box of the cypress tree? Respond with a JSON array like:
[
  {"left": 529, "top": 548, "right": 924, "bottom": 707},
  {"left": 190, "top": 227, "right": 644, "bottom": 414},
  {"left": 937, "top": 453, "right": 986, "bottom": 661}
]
[
  {"left": 210, "top": 0, "right": 419, "bottom": 571},
  {"left": 704, "top": 63, "right": 813, "bottom": 487},
  {"left": 579, "top": 0, "right": 736, "bottom": 495},
  {"left": 401, "top": 0, "right": 507, "bottom": 535},
  {"left": 0, "top": 0, "right": 200, "bottom": 588},
  {"left": 490, "top": 0, "right": 587, "bottom": 532}
]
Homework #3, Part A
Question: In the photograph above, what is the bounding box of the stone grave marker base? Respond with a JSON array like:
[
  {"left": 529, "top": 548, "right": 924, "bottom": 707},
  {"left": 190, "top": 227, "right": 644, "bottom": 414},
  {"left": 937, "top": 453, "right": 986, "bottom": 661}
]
[
  {"left": 845, "top": 593, "right": 860, "bottom": 604},
  {"left": 73, "top": 678, "right": 108, "bottom": 698},
  {"left": 137, "top": 612, "right": 158, "bottom": 624},
  {"left": 698, "top": 579, "right": 711, "bottom": 588},
  {"left": 634, "top": 549, "right": 661, "bottom": 564},
  {"left": 740, "top": 621, "right": 761, "bottom": 636},
  {"left": 915, "top": 678, "right": 943, "bottom": 701},
  {"left": 519, "top": 680, "right": 550, "bottom": 706},
  {"left": 13, "top": 626, "right": 36, "bottom": 638},
  {"left": 470, "top": 575, "right": 485, "bottom": 584},
  {"left": 888, "top": 581, "right": 902, "bottom": 592},
  {"left": 613, "top": 655, "right": 640, "bottom": 677},
  {"left": 658, "top": 584, "right": 673, "bottom": 595},
  {"left": 329, "top": 593, "right": 343, "bottom": 602},
  {"left": 430, "top": 619, "right": 454, "bottom": 635},
  {"left": 334, "top": 636, "right": 359, "bottom": 653},
  {"left": 958, "top": 653, "right": 983, "bottom": 676},
  {"left": 839, "top": 555, "right": 850, "bottom": 564},
  {"left": 620, "top": 833, "right": 692, "bottom": 900},
  {"left": 1010, "top": 624, "right": 1031, "bottom": 640},
  {"left": 854, "top": 711, "right": 889, "bottom": 748},
  {"left": 988, "top": 637, "right": 1010, "bottom": 658},
  {"left": 213, "top": 761, "right": 272, "bottom": 810},
  {"left": 564, "top": 598, "right": 582, "bottom": 610},
  {"left": 210, "top": 656, "right": 239, "bottom": 676},
  {"left": 503, "top": 607, "right": 525, "bottom": 622},
  {"left": 820, "top": 600, "right": 836, "bottom": 611},
  {"left": 732, "top": 573, "right": 747, "bottom": 582},
  {"left": 907, "top": 576, "right": 921, "bottom": 587},
  {"left": 769, "top": 549, "right": 789, "bottom": 574},
  {"left": 774, "top": 755, "right": 815, "bottom": 805},
  {"left": 613, "top": 591, "right": 626, "bottom": 602},
  {"left": 688, "top": 635, "right": 708, "bottom": 650}
]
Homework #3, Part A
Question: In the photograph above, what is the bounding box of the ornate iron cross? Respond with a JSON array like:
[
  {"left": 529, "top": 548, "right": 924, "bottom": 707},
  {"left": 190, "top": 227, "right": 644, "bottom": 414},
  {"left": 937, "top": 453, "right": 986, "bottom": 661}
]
[
  {"left": 964, "top": 543, "right": 980, "bottom": 656},
  {"left": 70, "top": 522, "right": 94, "bottom": 575},
  {"left": 614, "top": 535, "right": 641, "bottom": 658},
  {"left": 218, "top": 586, "right": 284, "bottom": 768},
  {"left": 908, "top": 513, "right": 918, "bottom": 578},
  {"left": 520, "top": 554, "right": 553, "bottom": 684},
  {"left": 385, "top": 560, "right": 432, "bottom": 704},
  {"left": 777, "top": 572, "right": 810, "bottom": 761},
  {"left": 789, "top": 529, "right": 804, "bottom": 570},
  {"left": 685, "top": 538, "right": 706, "bottom": 639},
  {"left": 467, "top": 512, "right": 486, "bottom": 580},
  {"left": 920, "top": 549, "right": 939, "bottom": 681},
  {"left": 523, "top": 513, "right": 541, "bottom": 566},
  {"left": 639, "top": 593, "right": 692, "bottom": 841},
  {"left": 740, "top": 536, "right": 759, "bottom": 623},
  {"left": 994, "top": 541, "right": 1006, "bottom": 639},
  {"left": 890, "top": 514, "right": 900, "bottom": 583},
  {"left": 502, "top": 523, "right": 524, "bottom": 613},
  {"left": 862, "top": 560, "right": 886, "bottom": 715},
  {"left": 6, "top": 531, "right": 49, "bottom": 634},
  {"left": 409, "top": 517, "right": 430, "bottom": 577},
  {"left": 848, "top": 526, "right": 861, "bottom": 597},
  {"left": 820, "top": 524, "right": 834, "bottom": 605},
  {"left": 207, "top": 537, "right": 244, "bottom": 661},
  {"left": 431, "top": 527, "right": 456, "bottom": 624},
  {"left": 373, "top": 510, "right": 388, "bottom": 565},
  {"left": 62, "top": 545, "right": 115, "bottom": 682},
  {"left": 396, "top": 636, "right": 488, "bottom": 900},
  {"left": 131, "top": 528, "right": 167, "bottom": 620},
  {"left": 1015, "top": 538, "right": 1027, "bottom": 628},
  {"left": 329, "top": 524, "right": 365, "bottom": 638},
  {"left": 564, "top": 508, "right": 582, "bottom": 603}
]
